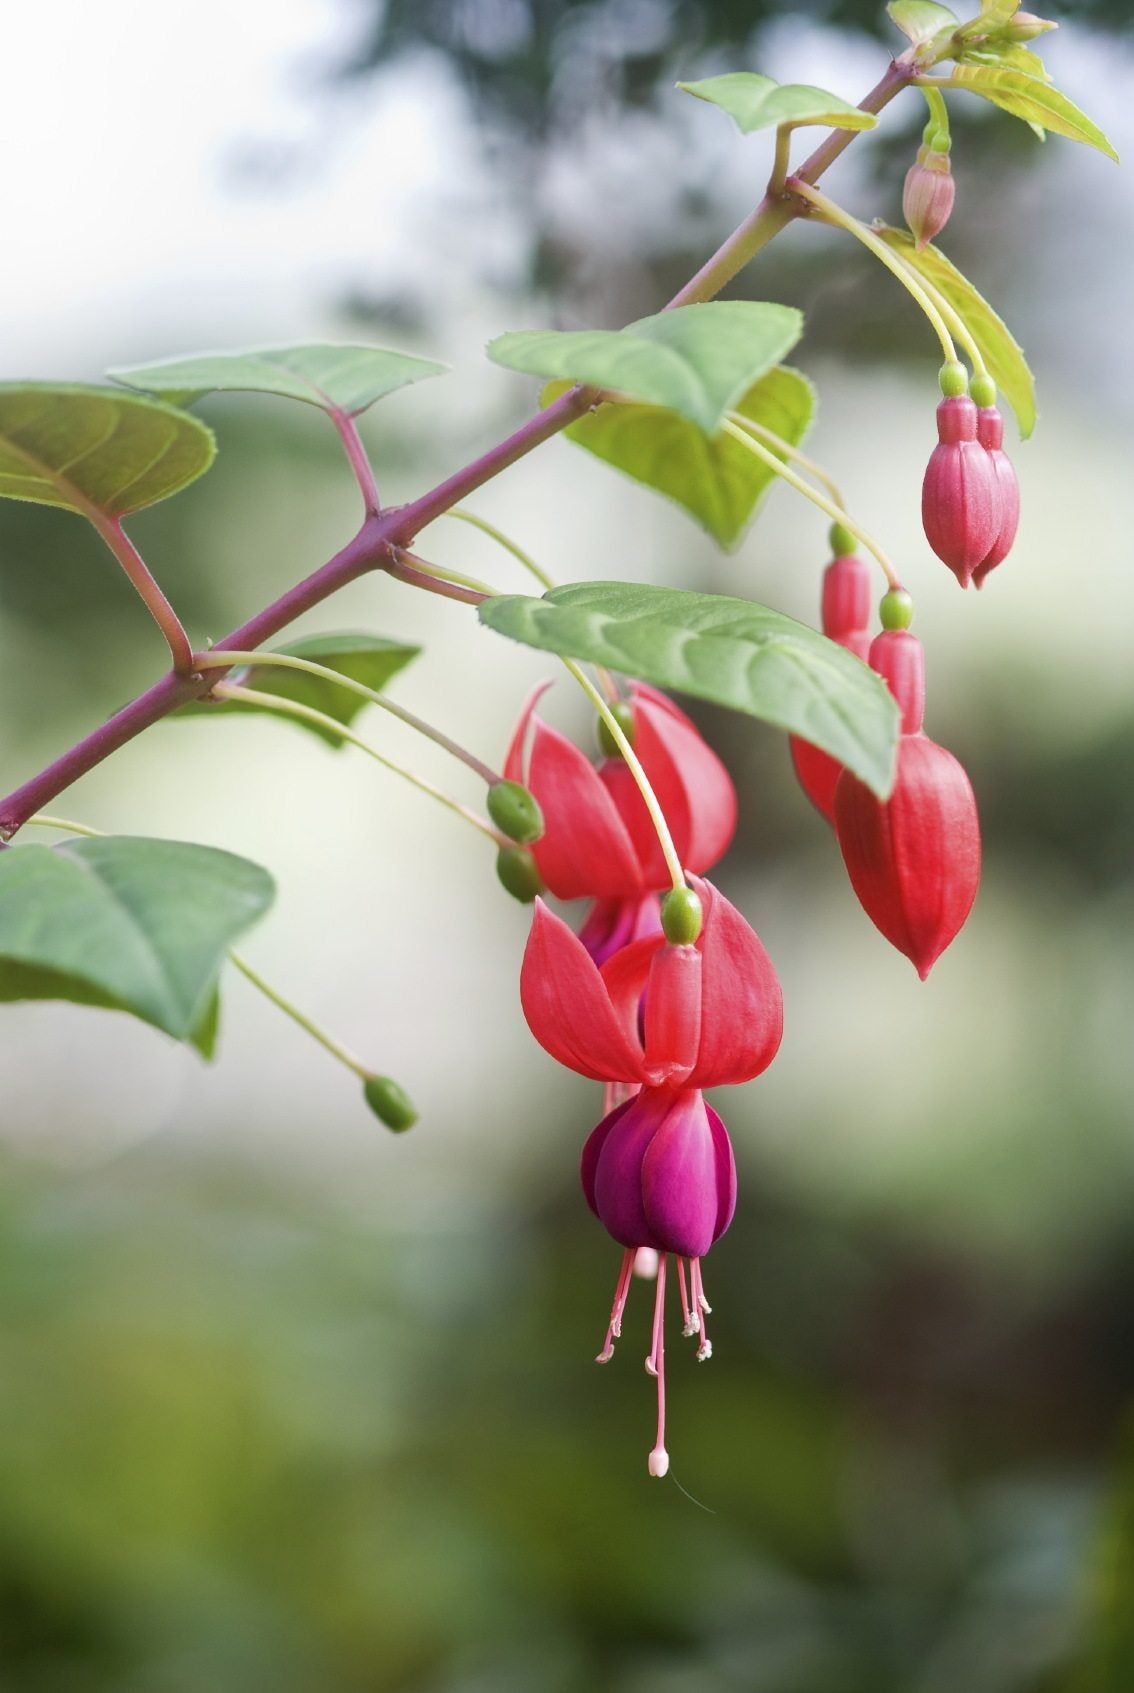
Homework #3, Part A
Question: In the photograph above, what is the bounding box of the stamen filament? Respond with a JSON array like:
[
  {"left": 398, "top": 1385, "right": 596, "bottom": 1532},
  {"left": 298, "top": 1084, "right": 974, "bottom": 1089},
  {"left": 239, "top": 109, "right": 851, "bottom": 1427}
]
[
  {"left": 648, "top": 1252, "right": 669, "bottom": 1477},
  {"left": 597, "top": 1247, "right": 636, "bottom": 1363},
  {"left": 677, "top": 1256, "right": 700, "bottom": 1338}
]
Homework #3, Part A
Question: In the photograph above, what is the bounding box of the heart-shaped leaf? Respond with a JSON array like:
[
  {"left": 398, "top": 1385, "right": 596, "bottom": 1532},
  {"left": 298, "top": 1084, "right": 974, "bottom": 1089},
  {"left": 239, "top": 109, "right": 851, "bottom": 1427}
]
[
  {"left": 0, "top": 837, "right": 275, "bottom": 1044},
  {"left": 874, "top": 226, "right": 1036, "bottom": 438},
  {"left": 488, "top": 303, "right": 802, "bottom": 437},
  {"left": 111, "top": 343, "right": 447, "bottom": 417},
  {"left": 943, "top": 63, "right": 1117, "bottom": 158},
  {"left": 546, "top": 365, "right": 815, "bottom": 548},
  {"left": 887, "top": 1, "right": 959, "bottom": 45},
  {"left": 479, "top": 582, "right": 899, "bottom": 798},
  {"left": 181, "top": 632, "right": 420, "bottom": 745},
  {"left": 678, "top": 74, "right": 878, "bottom": 134},
  {"left": 0, "top": 384, "right": 215, "bottom": 517}
]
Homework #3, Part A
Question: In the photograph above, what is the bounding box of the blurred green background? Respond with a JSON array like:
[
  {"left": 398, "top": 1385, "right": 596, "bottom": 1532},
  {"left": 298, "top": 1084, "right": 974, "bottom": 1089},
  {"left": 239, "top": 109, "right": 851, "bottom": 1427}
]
[{"left": 2, "top": 3, "right": 1134, "bottom": 1688}]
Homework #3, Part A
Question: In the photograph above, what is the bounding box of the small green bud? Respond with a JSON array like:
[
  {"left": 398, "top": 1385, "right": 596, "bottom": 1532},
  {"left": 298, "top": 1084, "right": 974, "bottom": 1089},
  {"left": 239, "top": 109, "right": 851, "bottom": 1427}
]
[
  {"left": 939, "top": 360, "right": 969, "bottom": 399},
  {"left": 880, "top": 588, "right": 915, "bottom": 632},
  {"left": 925, "top": 129, "right": 951, "bottom": 156},
  {"left": 597, "top": 699, "right": 636, "bottom": 758},
  {"left": 969, "top": 372, "right": 998, "bottom": 410},
  {"left": 486, "top": 779, "right": 544, "bottom": 844},
  {"left": 660, "top": 885, "right": 703, "bottom": 947},
  {"left": 828, "top": 521, "right": 858, "bottom": 559},
  {"left": 363, "top": 1074, "right": 418, "bottom": 1132},
  {"left": 496, "top": 844, "right": 545, "bottom": 904}
]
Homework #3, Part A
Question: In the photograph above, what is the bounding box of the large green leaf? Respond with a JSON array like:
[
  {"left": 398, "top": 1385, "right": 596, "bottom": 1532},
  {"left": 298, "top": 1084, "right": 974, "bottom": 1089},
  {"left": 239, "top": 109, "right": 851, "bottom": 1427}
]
[
  {"left": 111, "top": 343, "right": 447, "bottom": 418},
  {"left": 887, "top": 1, "right": 958, "bottom": 45},
  {"left": 487, "top": 302, "right": 802, "bottom": 436},
  {"left": 874, "top": 226, "right": 1036, "bottom": 438},
  {"left": 479, "top": 583, "right": 899, "bottom": 798},
  {"left": 547, "top": 366, "right": 815, "bottom": 549},
  {"left": 677, "top": 74, "right": 877, "bottom": 134},
  {"left": 0, "top": 837, "right": 274, "bottom": 1044},
  {"left": 0, "top": 384, "right": 215, "bottom": 517},
  {"left": 182, "top": 632, "right": 420, "bottom": 746},
  {"left": 943, "top": 63, "right": 1117, "bottom": 158}
]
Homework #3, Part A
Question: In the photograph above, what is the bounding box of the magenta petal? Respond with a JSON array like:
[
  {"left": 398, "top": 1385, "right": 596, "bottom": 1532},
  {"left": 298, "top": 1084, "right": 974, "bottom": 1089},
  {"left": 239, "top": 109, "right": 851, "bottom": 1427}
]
[
  {"left": 577, "top": 892, "right": 662, "bottom": 966},
  {"left": 590, "top": 1088, "right": 670, "bottom": 1248},
  {"left": 706, "top": 1102, "right": 737, "bottom": 1242},
  {"left": 581, "top": 1097, "right": 635, "bottom": 1217},
  {"left": 639, "top": 1090, "right": 722, "bottom": 1260}
]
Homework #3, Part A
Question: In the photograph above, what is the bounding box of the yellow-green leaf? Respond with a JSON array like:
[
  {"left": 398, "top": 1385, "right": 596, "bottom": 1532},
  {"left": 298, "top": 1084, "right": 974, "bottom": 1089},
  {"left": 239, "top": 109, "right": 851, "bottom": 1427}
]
[
  {"left": 944, "top": 63, "right": 1118, "bottom": 159},
  {"left": 678, "top": 73, "right": 877, "bottom": 134}
]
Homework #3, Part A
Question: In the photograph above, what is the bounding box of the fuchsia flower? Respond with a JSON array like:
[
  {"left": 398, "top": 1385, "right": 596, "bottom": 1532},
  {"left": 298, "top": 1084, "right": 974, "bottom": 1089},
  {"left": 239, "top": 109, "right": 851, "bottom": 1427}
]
[
  {"left": 973, "top": 403, "right": 1020, "bottom": 587},
  {"left": 791, "top": 549, "right": 872, "bottom": 823},
  {"left": 521, "top": 878, "right": 781, "bottom": 1475},
  {"left": 922, "top": 394, "right": 1000, "bottom": 586},
  {"left": 835, "top": 630, "right": 981, "bottom": 978},
  {"left": 505, "top": 680, "right": 737, "bottom": 966}
]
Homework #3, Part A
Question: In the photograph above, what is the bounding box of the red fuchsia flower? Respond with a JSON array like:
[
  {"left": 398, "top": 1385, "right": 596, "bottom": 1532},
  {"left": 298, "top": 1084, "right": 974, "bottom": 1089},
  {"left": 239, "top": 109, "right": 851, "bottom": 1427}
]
[
  {"left": 922, "top": 387, "right": 1001, "bottom": 587},
  {"left": 520, "top": 878, "right": 782, "bottom": 1476},
  {"left": 504, "top": 679, "right": 737, "bottom": 958},
  {"left": 791, "top": 542, "right": 872, "bottom": 823},
  {"left": 834, "top": 629, "right": 981, "bottom": 979},
  {"left": 972, "top": 401, "right": 1020, "bottom": 587},
  {"left": 903, "top": 145, "right": 955, "bottom": 251}
]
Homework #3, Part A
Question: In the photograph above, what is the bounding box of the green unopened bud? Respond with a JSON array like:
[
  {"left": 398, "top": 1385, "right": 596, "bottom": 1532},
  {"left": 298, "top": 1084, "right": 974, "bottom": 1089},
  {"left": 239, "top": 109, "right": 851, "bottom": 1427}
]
[
  {"left": 969, "top": 372, "right": 998, "bottom": 410},
  {"left": 496, "top": 845, "right": 544, "bottom": 904},
  {"left": 660, "top": 885, "right": 703, "bottom": 946},
  {"left": 828, "top": 520, "right": 858, "bottom": 559},
  {"left": 597, "top": 699, "right": 636, "bottom": 758},
  {"left": 880, "top": 587, "right": 915, "bottom": 632},
  {"left": 363, "top": 1074, "right": 418, "bottom": 1132},
  {"left": 487, "top": 779, "right": 544, "bottom": 844},
  {"left": 939, "top": 360, "right": 969, "bottom": 399},
  {"left": 1004, "top": 11, "right": 1057, "bottom": 41}
]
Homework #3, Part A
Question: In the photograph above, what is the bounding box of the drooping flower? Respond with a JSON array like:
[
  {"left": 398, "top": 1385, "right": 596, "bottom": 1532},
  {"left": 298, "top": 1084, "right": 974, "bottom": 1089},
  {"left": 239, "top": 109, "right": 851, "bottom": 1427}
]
[
  {"left": 791, "top": 548, "right": 872, "bottom": 823},
  {"left": 834, "top": 630, "right": 981, "bottom": 978},
  {"left": 972, "top": 403, "right": 1020, "bottom": 587},
  {"left": 922, "top": 394, "right": 1001, "bottom": 587},
  {"left": 520, "top": 878, "right": 781, "bottom": 1474},
  {"left": 504, "top": 680, "right": 737, "bottom": 959},
  {"left": 903, "top": 144, "right": 956, "bottom": 250}
]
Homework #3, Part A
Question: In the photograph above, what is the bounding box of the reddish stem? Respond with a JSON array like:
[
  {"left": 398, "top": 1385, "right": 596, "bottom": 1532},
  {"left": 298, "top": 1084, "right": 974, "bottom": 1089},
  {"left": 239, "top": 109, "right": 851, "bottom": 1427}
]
[{"left": 95, "top": 516, "right": 196, "bottom": 676}]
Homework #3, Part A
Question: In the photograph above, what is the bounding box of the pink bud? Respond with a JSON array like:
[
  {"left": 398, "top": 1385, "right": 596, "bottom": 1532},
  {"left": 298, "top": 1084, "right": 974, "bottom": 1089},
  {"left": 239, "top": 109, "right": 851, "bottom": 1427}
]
[
  {"left": 922, "top": 396, "right": 1001, "bottom": 587},
  {"left": 821, "top": 553, "right": 871, "bottom": 642},
  {"left": 972, "top": 405, "right": 1020, "bottom": 588},
  {"left": 868, "top": 630, "right": 925, "bottom": 737},
  {"left": 903, "top": 149, "right": 955, "bottom": 251}
]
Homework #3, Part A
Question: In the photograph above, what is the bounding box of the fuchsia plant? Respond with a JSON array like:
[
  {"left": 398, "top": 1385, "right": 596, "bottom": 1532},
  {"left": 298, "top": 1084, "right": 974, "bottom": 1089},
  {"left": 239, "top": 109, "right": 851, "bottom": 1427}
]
[{"left": 0, "top": 3, "right": 1117, "bottom": 1472}]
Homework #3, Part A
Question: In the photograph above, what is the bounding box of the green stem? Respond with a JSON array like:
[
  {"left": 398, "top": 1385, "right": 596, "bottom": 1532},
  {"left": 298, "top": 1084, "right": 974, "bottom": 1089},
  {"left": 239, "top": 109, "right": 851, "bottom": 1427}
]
[
  {"left": 211, "top": 682, "right": 507, "bottom": 845},
  {"left": 789, "top": 178, "right": 957, "bottom": 366},
  {"left": 727, "top": 414, "right": 846, "bottom": 511},
  {"left": 721, "top": 419, "right": 901, "bottom": 589},
  {"left": 440, "top": 508, "right": 557, "bottom": 590},
  {"left": 228, "top": 949, "right": 372, "bottom": 1080},
  {"left": 195, "top": 649, "right": 500, "bottom": 785},
  {"left": 770, "top": 124, "right": 793, "bottom": 196},
  {"left": 884, "top": 240, "right": 987, "bottom": 376},
  {"left": 561, "top": 658, "right": 685, "bottom": 895},
  {"left": 26, "top": 813, "right": 103, "bottom": 838},
  {"left": 919, "top": 83, "right": 951, "bottom": 145}
]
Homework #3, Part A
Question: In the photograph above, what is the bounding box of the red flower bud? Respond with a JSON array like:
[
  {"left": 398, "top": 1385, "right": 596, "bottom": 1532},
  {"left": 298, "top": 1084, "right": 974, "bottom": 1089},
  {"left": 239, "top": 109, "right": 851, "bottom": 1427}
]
[
  {"left": 834, "top": 632, "right": 980, "bottom": 978},
  {"left": 903, "top": 147, "right": 956, "bottom": 251},
  {"left": 792, "top": 553, "right": 872, "bottom": 823},
  {"left": 922, "top": 396, "right": 1000, "bottom": 587},
  {"left": 972, "top": 405, "right": 1020, "bottom": 588}
]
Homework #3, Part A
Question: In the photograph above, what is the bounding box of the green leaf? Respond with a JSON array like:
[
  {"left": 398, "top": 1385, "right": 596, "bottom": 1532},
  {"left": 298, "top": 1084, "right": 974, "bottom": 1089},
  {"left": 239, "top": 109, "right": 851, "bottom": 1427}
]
[
  {"left": 887, "top": 1, "right": 959, "bottom": 45},
  {"left": 978, "top": 0, "right": 1021, "bottom": 23},
  {"left": 0, "top": 384, "right": 215, "bottom": 518},
  {"left": 189, "top": 986, "right": 222, "bottom": 1061},
  {"left": 958, "top": 42, "right": 1051, "bottom": 82},
  {"left": 479, "top": 582, "right": 899, "bottom": 798},
  {"left": 487, "top": 303, "right": 803, "bottom": 437},
  {"left": 111, "top": 343, "right": 447, "bottom": 417},
  {"left": 677, "top": 73, "right": 877, "bottom": 134},
  {"left": 0, "top": 837, "right": 274, "bottom": 1044},
  {"left": 944, "top": 63, "right": 1118, "bottom": 159},
  {"left": 181, "top": 633, "right": 421, "bottom": 746},
  {"left": 874, "top": 226, "right": 1036, "bottom": 438},
  {"left": 547, "top": 365, "right": 816, "bottom": 549}
]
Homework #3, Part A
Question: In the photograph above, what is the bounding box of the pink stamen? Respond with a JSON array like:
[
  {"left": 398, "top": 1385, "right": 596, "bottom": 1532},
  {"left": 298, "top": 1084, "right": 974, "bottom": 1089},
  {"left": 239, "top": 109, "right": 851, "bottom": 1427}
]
[
  {"left": 677, "top": 1256, "right": 699, "bottom": 1338},
  {"left": 691, "top": 1258, "right": 713, "bottom": 1362},
  {"left": 647, "top": 1252, "right": 669, "bottom": 1477},
  {"left": 596, "top": 1246, "right": 635, "bottom": 1363}
]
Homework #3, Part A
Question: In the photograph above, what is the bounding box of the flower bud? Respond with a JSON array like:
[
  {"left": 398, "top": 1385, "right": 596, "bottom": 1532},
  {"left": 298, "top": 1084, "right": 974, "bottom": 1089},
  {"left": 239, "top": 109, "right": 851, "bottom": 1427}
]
[
  {"left": 496, "top": 844, "right": 545, "bottom": 903},
  {"left": 879, "top": 588, "right": 914, "bottom": 632},
  {"left": 791, "top": 552, "right": 873, "bottom": 823},
  {"left": 828, "top": 520, "right": 858, "bottom": 558},
  {"left": 922, "top": 396, "right": 1001, "bottom": 587},
  {"left": 821, "top": 553, "right": 871, "bottom": 642},
  {"left": 596, "top": 699, "right": 636, "bottom": 758},
  {"left": 486, "top": 778, "right": 544, "bottom": 844},
  {"left": 903, "top": 146, "right": 955, "bottom": 251},
  {"left": 972, "top": 405, "right": 1020, "bottom": 588},
  {"left": 869, "top": 629, "right": 925, "bottom": 737},
  {"left": 1003, "top": 11, "right": 1057, "bottom": 41},
  {"left": 363, "top": 1074, "right": 418, "bottom": 1132}
]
